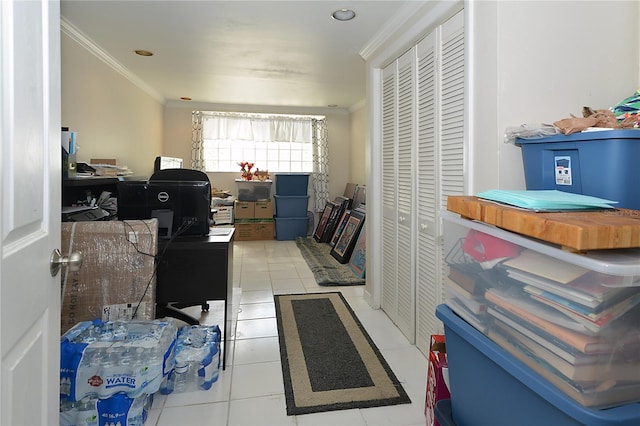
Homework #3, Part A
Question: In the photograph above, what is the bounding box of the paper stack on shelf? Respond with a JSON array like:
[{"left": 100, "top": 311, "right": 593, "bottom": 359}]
[
  {"left": 476, "top": 189, "right": 618, "bottom": 211},
  {"left": 89, "top": 162, "right": 133, "bottom": 177}
]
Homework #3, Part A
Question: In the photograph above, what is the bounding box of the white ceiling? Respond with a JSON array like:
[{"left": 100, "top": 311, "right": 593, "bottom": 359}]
[{"left": 60, "top": 0, "right": 414, "bottom": 109}]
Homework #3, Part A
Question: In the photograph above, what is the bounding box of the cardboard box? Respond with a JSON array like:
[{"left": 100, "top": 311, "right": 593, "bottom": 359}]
[
  {"left": 254, "top": 200, "right": 273, "bottom": 219},
  {"left": 90, "top": 158, "right": 117, "bottom": 165},
  {"left": 234, "top": 201, "right": 255, "bottom": 220},
  {"left": 60, "top": 220, "right": 158, "bottom": 334},
  {"left": 234, "top": 222, "right": 274, "bottom": 241}
]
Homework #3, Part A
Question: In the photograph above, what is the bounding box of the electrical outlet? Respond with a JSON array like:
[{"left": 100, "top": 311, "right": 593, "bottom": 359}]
[{"left": 128, "top": 231, "right": 138, "bottom": 244}]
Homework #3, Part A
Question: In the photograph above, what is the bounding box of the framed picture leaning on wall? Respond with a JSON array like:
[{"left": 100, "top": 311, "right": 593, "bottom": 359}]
[
  {"left": 330, "top": 209, "right": 365, "bottom": 264},
  {"left": 349, "top": 221, "right": 366, "bottom": 278},
  {"left": 314, "top": 201, "right": 335, "bottom": 242},
  {"left": 329, "top": 209, "right": 351, "bottom": 247}
]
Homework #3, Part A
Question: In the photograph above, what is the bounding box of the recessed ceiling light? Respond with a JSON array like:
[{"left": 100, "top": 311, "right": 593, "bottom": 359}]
[
  {"left": 331, "top": 9, "right": 356, "bottom": 21},
  {"left": 328, "top": 104, "right": 339, "bottom": 108},
  {"left": 180, "top": 97, "right": 192, "bottom": 101},
  {"left": 134, "top": 49, "right": 154, "bottom": 57}
]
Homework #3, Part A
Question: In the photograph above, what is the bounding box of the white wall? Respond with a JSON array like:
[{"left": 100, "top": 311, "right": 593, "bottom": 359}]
[
  {"left": 349, "top": 100, "right": 368, "bottom": 185},
  {"left": 470, "top": 0, "right": 639, "bottom": 193},
  {"left": 163, "top": 102, "right": 352, "bottom": 203},
  {"left": 61, "top": 33, "right": 164, "bottom": 179}
]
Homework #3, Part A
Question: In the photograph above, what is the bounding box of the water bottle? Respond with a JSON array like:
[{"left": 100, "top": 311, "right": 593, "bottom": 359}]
[
  {"left": 172, "top": 362, "right": 191, "bottom": 393},
  {"left": 126, "top": 395, "right": 147, "bottom": 426},
  {"left": 78, "top": 325, "right": 99, "bottom": 344},
  {"left": 113, "top": 321, "right": 128, "bottom": 341},
  {"left": 99, "top": 321, "right": 114, "bottom": 341}
]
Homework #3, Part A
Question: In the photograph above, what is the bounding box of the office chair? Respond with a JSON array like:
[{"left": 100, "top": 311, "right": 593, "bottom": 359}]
[
  {"left": 149, "top": 168, "right": 217, "bottom": 227},
  {"left": 150, "top": 168, "right": 214, "bottom": 325},
  {"left": 149, "top": 168, "right": 209, "bottom": 182}
]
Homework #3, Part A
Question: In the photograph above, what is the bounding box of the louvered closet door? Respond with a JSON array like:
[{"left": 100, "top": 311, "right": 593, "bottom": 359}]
[
  {"left": 395, "top": 49, "right": 417, "bottom": 342},
  {"left": 415, "top": 31, "right": 439, "bottom": 354},
  {"left": 415, "top": 10, "right": 465, "bottom": 354},
  {"left": 440, "top": 10, "right": 465, "bottom": 207},
  {"left": 438, "top": 9, "right": 466, "bottom": 320},
  {"left": 381, "top": 63, "right": 398, "bottom": 319}
]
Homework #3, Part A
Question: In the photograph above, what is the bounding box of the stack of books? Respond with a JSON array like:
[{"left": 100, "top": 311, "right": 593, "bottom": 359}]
[{"left": 482, "top": 249, "right": 640, "bottom": 408}]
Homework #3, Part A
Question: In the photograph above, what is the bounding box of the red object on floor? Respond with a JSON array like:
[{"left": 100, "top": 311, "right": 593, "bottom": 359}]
[{"left": 425, "top": 334, "right": 450, "bottom": 426}]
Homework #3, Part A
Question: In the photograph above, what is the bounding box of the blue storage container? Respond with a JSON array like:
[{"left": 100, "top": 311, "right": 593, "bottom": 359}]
[
  {"left": 273, "top": 194, "right": 309, "bottom": 217},
  {"left": 516, "top": 130, "right": 640, "bottom": 210},
  {"left": 235, "top": 179, "right": 272, "bottom": 201},
  {"left": 435, "top": 400, "right": 457, "bottom": 426},
  {"left": 274, "top": 216, "right": 308, "bottom": 240},
  {"left": 436, "top": 304, "right": 640, "bottom": 426},
  {"left": 275, "top": 173, "right": 309, "bottom": 196}
]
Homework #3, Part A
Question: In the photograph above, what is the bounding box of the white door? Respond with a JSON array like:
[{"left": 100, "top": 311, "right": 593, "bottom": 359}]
[
  {"left": 395, "top": 48, "right": 416, "bottom": 343},
  {"left": 380, "top": 62, "right": 398, "bottom": 322},
  {"left": 1, "top": 0, "right": 62, "bottom": 424},
  {"left": 414, "top": 10, "right": 466, "bottom": 354}
]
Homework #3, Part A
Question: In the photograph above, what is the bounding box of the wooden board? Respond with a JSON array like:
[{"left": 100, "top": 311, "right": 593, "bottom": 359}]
[{"left": 447, "top": 196, "right": 640, "bottom": 251}]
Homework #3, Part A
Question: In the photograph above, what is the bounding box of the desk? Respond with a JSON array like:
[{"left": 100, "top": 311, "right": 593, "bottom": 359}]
[{"left": 156, "top": 228, "right": 234, "bottom": 369}]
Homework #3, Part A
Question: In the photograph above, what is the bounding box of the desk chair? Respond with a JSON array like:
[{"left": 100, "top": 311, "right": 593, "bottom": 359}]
[
  {"left": 149, "top": 168, "right": 218, "bottom": 227},
  {"left": 150, "top": 168, "right": 213, "bottom": 325},
  {"left": 149, "top": 168, "right": 210, "bottom": 183}
]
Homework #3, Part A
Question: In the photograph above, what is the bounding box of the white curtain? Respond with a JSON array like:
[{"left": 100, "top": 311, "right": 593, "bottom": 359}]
[
  {"left": 311, "top": 118, "right": 329, "bottom": 212},
  {"left": 192, "top": 111, "right": 329, "bottom": 211}
]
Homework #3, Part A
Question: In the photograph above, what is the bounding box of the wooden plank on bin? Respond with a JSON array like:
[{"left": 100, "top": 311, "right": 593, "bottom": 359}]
[{"left": 446, "top": 196, "right": 640, "bottom": 251}]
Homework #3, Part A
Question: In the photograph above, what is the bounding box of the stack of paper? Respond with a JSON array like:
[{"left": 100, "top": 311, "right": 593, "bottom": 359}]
[{"left": 476, "top": 190, "right": 617, "bottom": 211}]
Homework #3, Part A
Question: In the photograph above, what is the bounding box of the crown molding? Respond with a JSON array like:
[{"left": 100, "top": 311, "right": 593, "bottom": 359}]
[
  {"left": 60, "top": 17, "right": 165, "bottom": 104},
  {"left": 164, "top": 100, "right": 351, "bottom": 115},
  {"left": 359, "top": 1, "right": 425, "bottom": 61},
  {"left": 350, "top": 98, "right": 366, "bottom": 113}
]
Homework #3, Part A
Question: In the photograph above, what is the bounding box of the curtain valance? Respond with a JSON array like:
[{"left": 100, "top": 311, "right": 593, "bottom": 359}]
[{"left": 201, "top": 112, "right": 316, "bottom": 143}]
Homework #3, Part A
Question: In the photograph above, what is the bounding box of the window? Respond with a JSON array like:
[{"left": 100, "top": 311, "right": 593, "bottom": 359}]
[
  {"left": 203, "top": 140, "right": 313, "bottom": 173},
  {"left": 196, "top": 112, "right": 317, "bottom": 173},
  {"left": 191, "top": 111, "right": 330, "bottom": 211}
]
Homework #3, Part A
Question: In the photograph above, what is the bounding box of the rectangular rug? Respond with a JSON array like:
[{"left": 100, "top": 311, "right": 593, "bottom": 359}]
[
  {"left": 274, "top": 292, "right": 411, "bottom": 415},
  {"left": 295, "top": 237, "right": 365, "bottom": 286}
]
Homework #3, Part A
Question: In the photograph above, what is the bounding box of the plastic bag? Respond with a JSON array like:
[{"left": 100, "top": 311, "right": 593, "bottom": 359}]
[
  {"left": 504, "top": 123, "right": 559, "bottom": 144},
  {"left": 610, "top": 88, "right": 640, "bottom": 120}
]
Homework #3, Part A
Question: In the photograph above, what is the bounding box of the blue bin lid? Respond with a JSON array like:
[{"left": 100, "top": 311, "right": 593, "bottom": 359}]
[{"left": 516, "top": 129, "right": 640, "bottom": 145}]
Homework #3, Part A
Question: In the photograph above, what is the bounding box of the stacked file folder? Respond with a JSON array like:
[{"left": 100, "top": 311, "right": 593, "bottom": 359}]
[{"left": 476, "top": 189, "right": 618, "bottom": 211}]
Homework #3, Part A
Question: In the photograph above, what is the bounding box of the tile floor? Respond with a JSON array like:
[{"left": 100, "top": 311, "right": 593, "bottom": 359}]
[{"left": 146, "top": 239, "right": 428, "bottom": 426}]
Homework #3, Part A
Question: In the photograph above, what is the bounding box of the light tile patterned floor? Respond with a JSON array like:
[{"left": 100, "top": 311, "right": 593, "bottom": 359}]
[{"left": 148, "top": 239, "right": 428, "bottom": 426}]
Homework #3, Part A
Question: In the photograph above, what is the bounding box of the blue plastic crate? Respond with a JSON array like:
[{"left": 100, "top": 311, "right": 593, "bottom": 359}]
[
  {"left": 275, "top": 173, "right": 309, "bottom": 196},
  {"left": 516, "top": 130, "right": 640, "bottom": 209},
  {"left": 273, "top": 194, "right": 309, "bottom": 217},
  {"left": 274, "top": 216, "right": 308, "bottom": 240},
  {"left": 436, "top": 304, "right": 640, "bottom": 426},
  {"left": 435, "top": 400, "right": 457, "bottom": 426}
]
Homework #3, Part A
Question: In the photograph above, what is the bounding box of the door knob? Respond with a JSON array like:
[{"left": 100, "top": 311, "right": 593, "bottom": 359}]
[{"left": 50, "top": 249, "right": 83, "bottom": 277}]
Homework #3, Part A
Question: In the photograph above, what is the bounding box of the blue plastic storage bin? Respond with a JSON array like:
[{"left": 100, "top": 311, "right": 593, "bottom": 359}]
[
  {"left": 274, "top": 216, "right": 308, "bottom": 240},
  {"left": 435, "top": 400, "right": 457, "bottom": 426},
  {"left": 273, "top": 194, "right": 309, "bottom": 217},
  {"left": 516, "top": 130, "right": 640, "bottom": 210},
  {"left": 435, "top": 304, "right": 640, "bottom": 426},
  {"left": 275, "top": 173, "right": 309, "bottom": 196}
]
